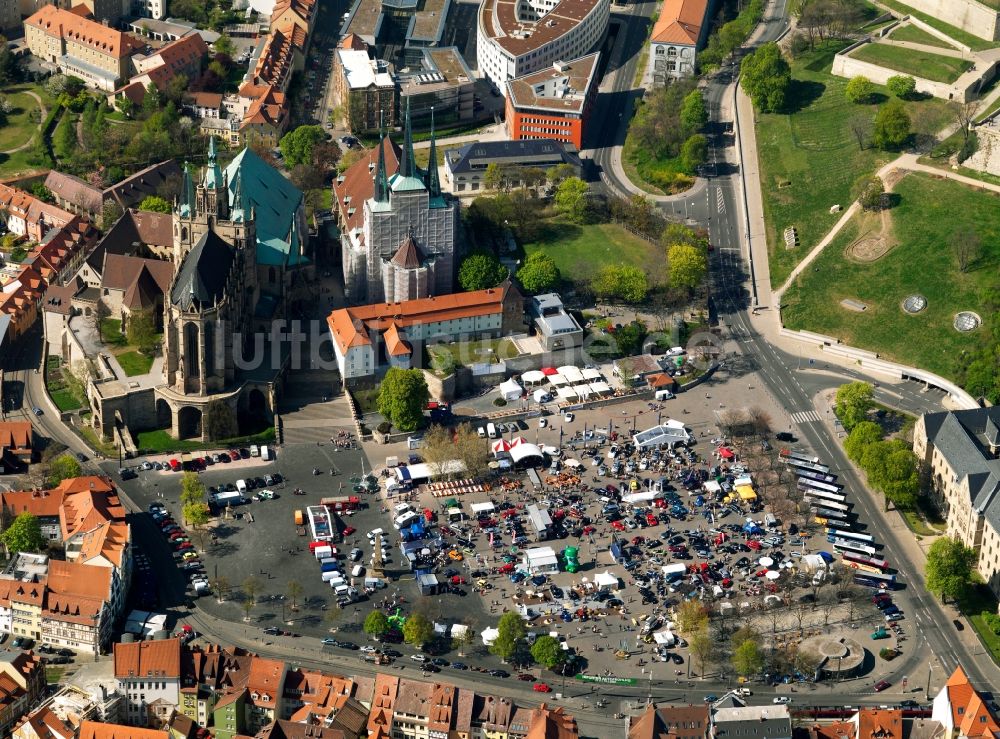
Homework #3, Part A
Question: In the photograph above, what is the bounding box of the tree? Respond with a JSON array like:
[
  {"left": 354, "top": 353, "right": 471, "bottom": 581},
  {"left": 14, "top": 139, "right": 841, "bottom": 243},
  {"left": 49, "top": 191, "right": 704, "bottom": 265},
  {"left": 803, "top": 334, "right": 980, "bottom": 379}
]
[
  {"left": 286, "top": 580, "right": 303, "bottom": 611},
  {"left": 546, "top": 163, "right": 576, "bottom": 186},
  {"left": 458, "top": 250, "right": 508, "bottom": 291},
  {"left": 364, "top": 610, "right": 390, "bottom": 638},
  {"left": 183, "top": 501, "right": 210, "bottom": 530},
  {"left": 127, "top": 308, "right": 159, "bottom": 355},
  {"left": 680, "top": 89, "right": 708, "bottom": 135},
  {"left": 30, "top": 183, "right": 53, "bottom": 203},
  {"left": 675, "top": 600, "right": 709, "bottom": 634},
  {"left": 957, "top": 100, "right": 981, "bottom": 146},
  {"left": 215, "top": 33, "right": 235, "bottom": 57},
  {"left": 854, "top": 174, "right": 885, "bottom": 212},
  {"left": 844, "top": 420, "right": 883, "bottom": 462},
  {"left": 47, "top": 453, "right": 81, "bottom": 487},
  {"left": 52, "top": 112, "right": 75, "bottom": 161},
  {"left": 954, "top": 224, "right": 982, "bottom": 273},
  {"left": 181, "top": 471, "right": 206, "bottom": 507},
  {"left": 688, "top": 627, "right": 714, "bottom": 678},
  {"left": 452, "top": 423, "right": 490, "bottom": 479},
  {"left": 873, "top": 99, "right": 911, "bottom": 150},
  {"left": 490, "top": 612, "right": 526, "bottom": 662},
  {"left": 139, "top": 195, "right": 172, "bottom": 214},
  {"left": 680, "top": 134, "right": 708, "bottom": 173},
  {"left": 205, "top": 399, "right": 238, "bottom": 441},
  {"left": 0, "top": 36, "right": 17, "bottom": 87},
  {"left": 141, "top": 83, "right": 161, "bottom": 116},
  {"left": 530, "top": 635, "right": 566, "bottom": 669},
  {"left": 887, "top": 75, "right": 916, "bottom": 99},
  {"left": 845, "top": 75, "right": 875, "bottom": 104},
  {"left": 212, "top": 575, "right": 229, "bottom": 602},
  {"left": 731, "top": 638, "right": 765, "bottom": 678},
  {"left": 377, "top": 367, "right": 429, "bottom": 431},
  {"left": 614, "top": 321, "right": 647, "bottom": 356},
  {"left": 592, "top": 264, "right": 648, "bottom": 303},
  {"left": 849, "top": 111, "right": 873, "bottom": 150},
  {"left": 668, "top": 243, "right": 708, "bottom": 292},
  {"left": 1, "top": 513, "right": 45, "bottom": 554},
  {"left": 834, "top": 381, "right": 873, "bottom": 432},
  {"left": 740, "top": 43, "right": 791, "bottom": 113},
  {"left": 554, "top": 177, "right": 590, "bottom": 223},
  {"left": 280, "top": 125, "right": 326, "bottom": 167},
  {"left": 94, "top": 300, "right": 112, "bottom": 342},
  {"left": 403, "top": 612, "right": 434, "bottom": 646},
  {"left": 925, "top": 537, "right": 977, "bottom": 603},
  {"left": 862, "top": 439, "right": 919, "bottom": 510},
  {"left": 484, "top": 163, "right": 511, "bottom": 192},
  {"left": 516, "top": 252, "right": 560, "bottom": 293}
]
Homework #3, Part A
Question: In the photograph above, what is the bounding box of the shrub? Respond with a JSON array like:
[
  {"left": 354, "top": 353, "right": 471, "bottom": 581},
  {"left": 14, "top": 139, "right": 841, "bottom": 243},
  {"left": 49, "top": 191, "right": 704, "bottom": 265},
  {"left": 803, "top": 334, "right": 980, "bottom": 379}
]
[{"left": 493, "top": 398, "right": 507, "bottom": 407}]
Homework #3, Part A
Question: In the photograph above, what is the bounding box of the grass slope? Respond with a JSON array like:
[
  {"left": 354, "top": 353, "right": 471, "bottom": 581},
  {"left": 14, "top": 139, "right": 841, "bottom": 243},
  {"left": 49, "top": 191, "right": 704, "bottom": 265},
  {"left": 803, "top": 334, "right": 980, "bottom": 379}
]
[
  {"left": 756, "top": 40, "right": 954, "bottom": 285},
  {"left": 781, "top": 172, "right": 1000, "bottom": 379},
  {"left": 523, "top": 220, "right": 666, "bottom": 287},
  {"left": 851, "top": 43, "right": 972, "bottom": 83},
  {"left": 888, "top": 24, "right": 956, "bottom": 49},
  {"left": 878, "top": 0, "right": 998, "bottom": 51}
]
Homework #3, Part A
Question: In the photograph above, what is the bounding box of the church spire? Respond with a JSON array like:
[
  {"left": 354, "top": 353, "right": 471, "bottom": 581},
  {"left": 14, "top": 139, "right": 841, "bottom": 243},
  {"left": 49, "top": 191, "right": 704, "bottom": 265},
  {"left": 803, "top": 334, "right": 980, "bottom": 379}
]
[
  {"left": 203, "top": 135, "right": 222, "bottom": 190},
  {"left": 180, "top": 163, "right": 194, "bottom": 216},
  {"left": 399, "top": 98, "right": 417, "bottom": 179},
  {"left": 231, "top": 166, "right": 246, "bottom": 221},
  {"left": 374, "top": 111, "right": 389, "bottom": 203},
  {"left": 426, "top": 106, "right": 440, "bottom": 199}
]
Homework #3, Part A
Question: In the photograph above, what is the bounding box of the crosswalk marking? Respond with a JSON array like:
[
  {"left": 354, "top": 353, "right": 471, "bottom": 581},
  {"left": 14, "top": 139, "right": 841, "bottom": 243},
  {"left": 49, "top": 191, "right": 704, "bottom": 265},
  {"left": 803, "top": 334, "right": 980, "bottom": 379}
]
[
  {"left": 716, "top": 188, "right": 726, "bottom": 214},
  {"left": 791, "top": 410, "right": 822, "bottom": 423}
]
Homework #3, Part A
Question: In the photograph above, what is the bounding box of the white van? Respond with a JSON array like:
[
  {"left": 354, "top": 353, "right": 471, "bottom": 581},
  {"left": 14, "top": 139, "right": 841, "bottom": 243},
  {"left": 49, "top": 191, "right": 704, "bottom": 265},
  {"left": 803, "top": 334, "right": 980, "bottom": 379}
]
[
  {"left": 236, "top": 479, "right": 248, "bottom": 494},
  {"left": 250, "top": 445, "right": 260, "bottom": 457},
  {"left": 394, "top": 511, "right": 418, "bottom": 530},
  {"left": 351, "top": 564, "right": 365, "bottom": 577},
  {"left": 393, "top": 502, "right": 413, "bottom": 516},
  {"left": 487, "top": 422, "right": 498, "bottom": 439},
  {"left": 367, "top": 528, "right": 385, "bottom": 540},
  {"left": 477, "top": 427, "right": 486, "bottom": 438},
  {"left": 365, "top": 577, "right": 387, "bottom": 590},
  {"left": 655, "top": 389, "right": 675, "bottom": 401},
  {"left": 764, "top": 513, "right": 778, "bottom": 528},
  {"left": 261, "top": 445, "right": 272, "bottom": 461}
]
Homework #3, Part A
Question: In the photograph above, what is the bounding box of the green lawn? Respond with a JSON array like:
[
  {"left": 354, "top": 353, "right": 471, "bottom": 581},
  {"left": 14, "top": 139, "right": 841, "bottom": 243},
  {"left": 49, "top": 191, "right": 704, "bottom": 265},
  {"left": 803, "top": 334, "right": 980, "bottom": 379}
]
[
  {"left": 888, "top": 23, "right": 955, "bottom": 49},
  {"left": 135, "top": 426, "right": 276, "bottom": 453},
  {"left": 100, "top": 318, "right": 128, "bottom": 347},
  {"left": 77, "top": 423, "right": 118, "bottom": 457},
  {"left": 781, "top": 172, "right": 1000, "bottom": 380},
  {"left": 414, "top": 142, "right": 464, "bottom": 170},
  {"left": 621, "top": 134, "right": 692, "bottom": 195},
  {"left": 957, "top": 585, "right": 1000, "bottom": 664},
  {"left": 878, "top": 0, "right": 998, "bottom": 51},
  {"left": 50, "top": 388, "right": 84, "bottom": 412},
  {"left": 427, "top": 338, "right": 520, "bottom": 371},
  {"left": 851, "top": 43, "right": 972, "bottom": 83},
  {"left": 523, "top": 220, "right": 666, "bottom": 287},
  {"left": 117, "top": 350, "right": 154, "bottom": 376},
  {"left": 0, "top": 91, "right": 42, "bottom": 151},
  {"left": 756, "top": 40, "right": 955, "bottom": 285}
]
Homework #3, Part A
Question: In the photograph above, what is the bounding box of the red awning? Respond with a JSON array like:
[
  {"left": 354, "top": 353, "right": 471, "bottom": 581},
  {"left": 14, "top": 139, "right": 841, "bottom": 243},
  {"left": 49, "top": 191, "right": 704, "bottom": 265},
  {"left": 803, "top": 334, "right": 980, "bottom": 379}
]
[
  {"left": 718, "top": 447, "right": 735, "bottom": 459},
  {"left": 541, "top": 367, "right": 558, "bottom": 375}
]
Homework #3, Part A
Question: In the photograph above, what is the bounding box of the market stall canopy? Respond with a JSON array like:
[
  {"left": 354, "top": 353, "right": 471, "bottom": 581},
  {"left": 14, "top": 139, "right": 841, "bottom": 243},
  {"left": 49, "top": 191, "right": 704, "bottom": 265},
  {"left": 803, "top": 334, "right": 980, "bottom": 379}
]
[
  {"left": 765, "top": 570, "right": 781, "bottom": 581},
  {"left": 758, "top": 557, "right": 774, "bottom": 568},
  {"left": 589, "top": 381, "right": 612, "bottom": 394},
  {"left": 499, "top": 378, "right": 523, "bottom": 400},
  {"left": 559, "top": 365, "right": 585, "bottom": 383},
  {"left": 510, "top": 441, "right": 544, "bottom": 464},
  {"left": 548, "top": 374, "right": 569, "bottom": 386},
  {"left": 582, "top": 367, "right": 603, "bottom": 380},
  {"left": 735, "top": 484, "right": 757, "bottom": 500},
  {"left": 718, "top": 447, "right": 735, "bottom": 460},
  {"left": 522, "top": 370, "right": 546, "bottom": 384},
  {"left": 564, "top": 458, "right": 582, "bottom": 468},
  {"left": 492, "top": 438, "right": 512, "bottom": 453},
  {"left": 557, "top": 386, "right": 578, "bottom": 400},
  {"left": 541, "top": 367, "right": 558, "bottom": 375}
]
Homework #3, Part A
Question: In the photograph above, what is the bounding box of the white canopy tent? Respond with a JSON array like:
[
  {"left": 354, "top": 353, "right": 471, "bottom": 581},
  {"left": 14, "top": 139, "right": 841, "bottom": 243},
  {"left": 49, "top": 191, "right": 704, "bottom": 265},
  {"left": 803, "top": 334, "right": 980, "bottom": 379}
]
[
  {"left": 594, "top": 571, "right": 619, "bottom": 591},
  {"left": 589, "top": 381, "right": 612, "bottom": 395},
  {"left": 510, "top": 441, "right": 544, "bottom": 464},
  {"left": 559, "top": 365, "right": 585, "bottom": 384},
  {"left": 481, "top": 626, "right": 499, "bottom": 646},
  {"left": 522, "top": 370, "right": 546, "bottom": 385},
  {"left": 548, "top": 374, "right": 569, "bottom": 386},
  {"left": 557, "top": 386, "right": 578, "bottom": 400},
  {"left": 582, "top": 367, "right": 603, "bottom": 380},
  {"left": 498, "top": 378, "right": 523, "bottom": 401}
]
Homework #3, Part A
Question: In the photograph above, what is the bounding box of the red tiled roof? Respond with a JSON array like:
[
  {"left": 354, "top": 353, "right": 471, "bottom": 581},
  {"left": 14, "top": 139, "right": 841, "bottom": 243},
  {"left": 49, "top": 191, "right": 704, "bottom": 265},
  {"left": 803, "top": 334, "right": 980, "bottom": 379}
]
[
  {"left": 114, "top": 638, "right": 182, "bottom": 679},
  {"left": 333, "top": 137, "right": 400, "bottom": 233},
  {"left": 25, "top": 5, "right": 143, "bottom": 59},
  {"left": 650, "top": 0, "right": 709, "bottom": 45}
]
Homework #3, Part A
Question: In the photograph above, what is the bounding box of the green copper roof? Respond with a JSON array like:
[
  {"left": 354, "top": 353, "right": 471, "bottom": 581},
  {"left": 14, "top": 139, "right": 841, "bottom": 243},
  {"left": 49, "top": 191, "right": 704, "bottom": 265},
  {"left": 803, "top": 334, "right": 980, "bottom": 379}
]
[
  {"left": 389, "top": 173, "right": 426, "bottom": 193},
  {"left": 224, "top": 147, "right": 307, "bottom": 267}
]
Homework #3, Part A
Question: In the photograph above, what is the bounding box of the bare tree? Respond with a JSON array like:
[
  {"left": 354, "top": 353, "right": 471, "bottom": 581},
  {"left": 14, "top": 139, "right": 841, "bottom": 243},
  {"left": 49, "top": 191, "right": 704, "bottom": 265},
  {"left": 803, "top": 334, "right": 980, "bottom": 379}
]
[
  {"left": 954, "top": 225, "right": 982, "bottom": 273},
  {"left": 957, "top": 99, "right": 981, "bottom": 144},
  {"left": 848, "top": 112, "right": 872, "bottom": 150}
]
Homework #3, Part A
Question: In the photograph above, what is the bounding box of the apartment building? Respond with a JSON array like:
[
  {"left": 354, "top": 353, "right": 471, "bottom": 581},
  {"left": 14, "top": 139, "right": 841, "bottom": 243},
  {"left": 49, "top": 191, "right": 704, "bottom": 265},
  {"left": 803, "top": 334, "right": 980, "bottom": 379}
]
[
  {"left": 504, "top": 53, "right": 599, "bottom": 150},
  {"left": 178, "top": 643, "right": 254, "bottom": 730},
  {"left": 0, "top": 183, "right": 75, "bottom": 241},
  {"left": 914, "top": 407, "right": 1000, "bottom": 595},
  {"left": 114, "top": 638, "right": 183, "bottom": 727},
  {"left": 332, "top": 48, "right": 395, "bottom": 133},
  {"left": 24, "top": 5, "right": 143, "bottom": 90},
  {"left": 0, "top": 650, "right": 45, "bottom": 736},
  {"left": 41, "top": 560, "right": 114, "bottom": 654},
  {"left": 645, "top": 0, "right": 712, "bottom": 83},
  {"left": 931, "top": 665, "right": 1000, "bottom": 739},
  {"left": 247, "top": 656, "right": 287, "bottom": 733},
  {"left": 0, "top": 422, "right": 35, "bottom": 472}
]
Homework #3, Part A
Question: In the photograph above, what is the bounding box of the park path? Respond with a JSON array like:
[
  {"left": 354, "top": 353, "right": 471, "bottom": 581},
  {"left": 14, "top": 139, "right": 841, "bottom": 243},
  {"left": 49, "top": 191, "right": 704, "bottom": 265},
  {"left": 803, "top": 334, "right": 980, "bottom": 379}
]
[{"left": 2, "top": 90, "right": 46, "bottom": 155}]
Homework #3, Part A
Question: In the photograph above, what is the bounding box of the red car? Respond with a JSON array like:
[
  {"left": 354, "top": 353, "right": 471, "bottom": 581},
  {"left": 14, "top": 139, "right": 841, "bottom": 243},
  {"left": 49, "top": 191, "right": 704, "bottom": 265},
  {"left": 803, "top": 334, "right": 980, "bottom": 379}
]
[
  {"left": 439, "top": 526, "right": 454, "bottom": 535},
  {"left": 343, "top": 526, "right": 356, "bottom": 536},
  {"left": 645, "top": 513, "right": 659, "bottom": 526},
  {"left": 168, "top": 459, "right": 181, "bottom": 471},
  {"left": 747, "top": 541, "right": 762, "bottom": 550},
  {"left": 873, "top": 680, "right": 891, "bottom": 692},
  {"left": 229, "top": 450, "right": 241, "bottom": 461},
  {"left": 533, "top": 683, "right": 552, "bottom": 693},
  {"left": 498, "top": 563, "right": 515, "bottom": 574},
  {"left": 631, "top": 536, "right": 645, "bottom": 545},
  {"left": 582, "top": 525, "right": 596, "bottom": 535},
  {"left": 175, "top": 542, "right": 193, "bottom": 551},
  {"left": 451, "top": 576, "right": 467, "bottom": 585},
  {"left": 611, "top": 520, "right": 625, "bottom": 531}
]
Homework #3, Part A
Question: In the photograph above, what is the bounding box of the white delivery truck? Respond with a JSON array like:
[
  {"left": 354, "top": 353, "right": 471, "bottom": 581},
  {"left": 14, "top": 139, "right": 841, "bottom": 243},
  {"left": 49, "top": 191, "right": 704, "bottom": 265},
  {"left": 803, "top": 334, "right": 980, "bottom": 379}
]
[
  {"left": 236, "top": 479, "right": 248, "bottom": 495},
  {"left": 487, "top": 422, "right": 498, "bottom": 438},
  {"left": 261, "top": 445, "right": 272, "bottom": 461},
  {"left": 394, "top": 511, "right": 418, "bottom": 530}
]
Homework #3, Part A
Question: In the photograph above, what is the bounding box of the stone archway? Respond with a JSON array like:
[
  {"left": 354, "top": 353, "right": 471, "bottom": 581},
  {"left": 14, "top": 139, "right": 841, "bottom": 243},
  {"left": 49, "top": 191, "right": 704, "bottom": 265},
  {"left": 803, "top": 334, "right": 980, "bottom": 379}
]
[
  {"left": 177, "top": 406, "right": 203, "bottom": 439},
  {"left": 156, "top": 399, "right": 171, "bottom": 429},
  {"left": 238, "top": 388, "right": 269, "bottom": 433}
]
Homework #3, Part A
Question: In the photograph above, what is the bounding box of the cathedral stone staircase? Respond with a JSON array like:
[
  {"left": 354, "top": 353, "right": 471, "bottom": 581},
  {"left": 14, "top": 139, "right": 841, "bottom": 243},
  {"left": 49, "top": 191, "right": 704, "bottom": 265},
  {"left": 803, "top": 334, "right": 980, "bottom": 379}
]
[{"left": 277, "top": 369, "right": 356, "bottom": 444}]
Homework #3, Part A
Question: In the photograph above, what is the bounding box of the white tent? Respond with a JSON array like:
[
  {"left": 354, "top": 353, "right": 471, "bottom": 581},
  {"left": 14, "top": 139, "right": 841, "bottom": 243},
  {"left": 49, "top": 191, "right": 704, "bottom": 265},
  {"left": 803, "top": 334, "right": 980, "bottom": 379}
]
[
  {"left": 548, "top": 374, "right": 568, "bottom": 386},
  {"left": 652, "top": 630, "right": 677, "bottom": 646},
  {"left": 590, "top": 381, "right": 612, "bottom": 395},
  {"left": 498, "top": 378, "right": 522, "bottom": 401},
  {"left": 798, "top": 554, "right": 827, "bottom": 572},
  {"left": 522, "top": 370, "right": 546, "bottom": 384},
  {"left": 471, "top": 502, "right": 496, "bottom": 515},
  {"left": 594, "top": 571, "right": 619, "bottom": 591},
  {"left": 480, "top": 626, "right": 499, "bottom": 646},
  {"left": 510, "top": 441, "right": 544, "bottom": 464},
  {"left": 559, "top": 365, "right": 584, "bottom": 383},
  {"left": 582, "top": 367, "right": 603, "bottom": 380},
  {"left": 564, "top": 458, "right": 582, "bottom": 468},
  {"left": 557, "top": 386, "right": 577, "bottom": 400}
]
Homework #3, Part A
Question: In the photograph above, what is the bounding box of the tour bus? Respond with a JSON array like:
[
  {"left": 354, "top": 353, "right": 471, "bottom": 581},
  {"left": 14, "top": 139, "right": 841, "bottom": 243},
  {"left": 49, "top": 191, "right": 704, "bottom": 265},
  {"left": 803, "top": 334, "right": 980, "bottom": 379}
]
[
  {"left": 802, "top": 494, "right": 850, "bottom": 512},
  {"left": 854, "top": 571, "right": 896, "bottom": 588},
  {"left": 798, "top": 484, "right": 848, "bottom": 505},
  {"left": 826, "top": 528, "right": 873, "bottom": 544},
  {"left": 833, "top": 540, "right": 878, "bottom": 556},
  {"left": 797, "top": 469, "right": 838, "bottom": 484},
  {"left": 810, "top": 506, "right": 851, "bottom": 521},
  {"left": 797, "top": 476, "right": 844, "bottom": 493},
  {"left": 842, "top": 552, "right": 889, "bottom": 572}
]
